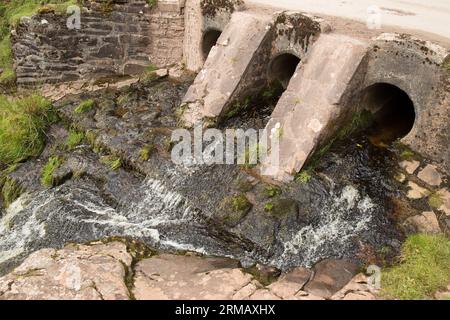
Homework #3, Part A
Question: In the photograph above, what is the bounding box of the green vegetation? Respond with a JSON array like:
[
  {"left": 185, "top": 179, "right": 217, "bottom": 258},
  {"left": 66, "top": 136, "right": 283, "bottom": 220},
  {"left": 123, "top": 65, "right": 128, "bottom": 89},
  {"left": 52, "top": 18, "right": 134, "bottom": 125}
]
[
  {"left": 400, "top": 149, "right": 415, "bottom": 160},
  {"left": 0, "top": 94, "right": 56, "bottom": 165},
  {"left": 0, "top": 35, "right": 15, "bottom": 87},
  {"left": 444, "top": 55, "right": 450, "bottom": 73},
  {"left": 146, "top": 0, "right": 158, "bottom": 8},
  {"left": 100, "top": 155, "right": 122, "bottom": 171},
  {"left": 65, "top": 129, "right": 85, "bottom": 150},
  {"left": 264, "top": 202, "right": 274, "bottom": 212},
  {"left": 145, "top": 64, "right": 157, "bottom": 73},
  {"left": 219, "top": 193, "right": 252, "bottom": 227},
  {"left": 139, "top": 146, "right": 152, "bottom": 162},
  {"left": 263, "top": 185, "right": 281, "bottom": 198},
  {"left": 226, "top": 97, "right": 250, "bottom": 119},
  {"left": 1, "top": 176, "right": 23, "bottom": 208},
  {"left": 296, "top": 170, "right": 312, "bottom": 183},
  {"left": 428, "top": 193, "right": 443, "bottom": 209},
  {"left": 382, "top": 234, "right": 450, "bottom": 300},
  {"left": 231, "top": 194, "right": 252, "bottom": 212},
  {"left": 41, "top": 156, "right": 62, "bottom": 186},
  {"left": 74, "top": 99, "right": 95, "bottom": 114}
]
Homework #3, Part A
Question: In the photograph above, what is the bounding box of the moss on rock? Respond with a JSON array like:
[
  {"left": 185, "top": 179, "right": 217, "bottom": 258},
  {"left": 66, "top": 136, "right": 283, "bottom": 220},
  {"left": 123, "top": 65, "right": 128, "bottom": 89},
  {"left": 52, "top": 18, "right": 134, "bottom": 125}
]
[{"left": 218, "top": 194, "right": 252, "bottom": 227}]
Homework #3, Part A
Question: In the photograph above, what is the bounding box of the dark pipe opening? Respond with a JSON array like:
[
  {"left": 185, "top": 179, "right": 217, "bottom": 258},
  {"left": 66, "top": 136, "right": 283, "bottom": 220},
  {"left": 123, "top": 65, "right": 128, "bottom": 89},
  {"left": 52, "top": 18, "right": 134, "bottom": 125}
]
[
  {"left": 361, "top": 83, "right": 416, "bottom": 146},
  {"left": 202, "top": 29, "right": 222, "bottom": 60},
  {"left": 268, "top": 53, "right": 301, "bottom": 89}
]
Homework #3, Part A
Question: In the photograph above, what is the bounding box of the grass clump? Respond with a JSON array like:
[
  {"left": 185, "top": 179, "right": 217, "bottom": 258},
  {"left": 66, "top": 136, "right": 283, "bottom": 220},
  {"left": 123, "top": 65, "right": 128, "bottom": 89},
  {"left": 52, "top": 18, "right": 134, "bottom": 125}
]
[
  {"left": 74, "top": 99, "right": 95, "bottom": 114},
  {"left": 400, "top": 149, "right": 415, "bottom": 160},
  {"left": 263, "top": 185, "right": 281, "bottom": 198},
  {"left": 264, "top": 202, "right": 274, "bottom": 212},
  {"left": 296, "top": 170, "right": 312, "bottom": 183},
  {"left": 382, "top": 234, "right": 450, "bottom": 300},
  {"left": 146, "top": 0, "right": 158, "bottom": 8},
  {"left": 0, "top": 94, "right": 55, "bottom": 165},
  {"left": 41, "top": 156, "right": 62, "bottom": 186},
  {"left": 139, "top": 146, "right": 152, "bottom": 162},
  {"left": 100, "top": 155, "right": 122, "bottom": 171},
  {"left": 65, "top": 129, "right": 85, "bottom": 150},
  {"left": 1, "top": 176, "right": 23, "bottom": 208},
  {"left": 428, "top": 193, "right": 443, "bottom": 209},
  {"left": 231, "top": 194, "right": 252, "bottom": 212},
  {"left": 0, "top": 35, "right": 15, "bottom": 87}
]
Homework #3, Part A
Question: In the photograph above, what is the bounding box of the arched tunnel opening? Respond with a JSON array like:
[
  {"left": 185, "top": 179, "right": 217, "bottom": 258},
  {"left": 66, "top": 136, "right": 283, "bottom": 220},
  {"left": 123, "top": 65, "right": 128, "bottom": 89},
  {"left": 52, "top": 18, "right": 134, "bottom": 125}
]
[
  {"left": 202, "top": 29, "right": 222, "bottom": 60},
  {"left": 268, "top": 53, "right": 301, "bottom": 89},
  {"left": 360, "top": 83, "right": 416, "bottom": 146}
]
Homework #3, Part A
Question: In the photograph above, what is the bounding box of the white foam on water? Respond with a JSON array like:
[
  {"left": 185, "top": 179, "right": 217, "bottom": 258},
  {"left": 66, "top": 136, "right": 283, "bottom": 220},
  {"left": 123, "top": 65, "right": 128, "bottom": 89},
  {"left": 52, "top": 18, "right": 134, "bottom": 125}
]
[
  {"left": 124, "top": 178, "right": 195, "bottom": 224},
  {"left": 274, "top": 185, "right": 375, "bottom": 268},
  {"left": 160, "top": 239, "right": 209, "bottom": 256},
  {"left": 0, "top": 193, "right": 50, "bottom": 264}
]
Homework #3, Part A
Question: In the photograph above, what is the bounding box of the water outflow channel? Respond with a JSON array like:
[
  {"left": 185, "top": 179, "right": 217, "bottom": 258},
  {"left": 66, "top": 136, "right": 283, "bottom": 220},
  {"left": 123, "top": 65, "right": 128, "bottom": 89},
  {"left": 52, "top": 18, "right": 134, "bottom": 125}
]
[{"left": 0, "top": 79, "right": 405, "bottom": 275}]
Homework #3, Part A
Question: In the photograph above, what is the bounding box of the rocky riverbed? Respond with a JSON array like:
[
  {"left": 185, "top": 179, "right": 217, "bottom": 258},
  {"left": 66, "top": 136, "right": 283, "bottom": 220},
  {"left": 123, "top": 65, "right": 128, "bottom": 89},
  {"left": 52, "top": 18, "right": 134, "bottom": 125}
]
[{"left": 0, "top": 72, "right": 449, "bottom": 299}]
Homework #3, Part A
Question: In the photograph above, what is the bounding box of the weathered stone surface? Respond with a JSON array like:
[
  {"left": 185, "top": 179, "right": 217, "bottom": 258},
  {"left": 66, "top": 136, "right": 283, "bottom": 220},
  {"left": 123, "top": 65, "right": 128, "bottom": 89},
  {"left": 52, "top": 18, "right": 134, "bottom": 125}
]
[
  {"left": 407, "top": 181, "right": 430, "bottom": 199},
  {"left": 12, "top": 0, "right": 184, "bottom": 88},
  {"left": 249, "top": 289, "right": 281, "bottom": 300},
  {"left": 303, "top": 259, "right": 359, "bottom": 299},
  {"left": 0, "top": 242, "right": 132, "bottom": 300},
  {"left": 183, "top": 0, "right": 243, "bottom": 72},
  {"left": 132, "top": 254, "right": 252, "bottom": 300},
  {"left": 404, "top": 211, "right": 441, "bottom": 234},
  {"left": 436, "top": 189, "right": 450, "bottom": 216},
  {"left": 434, "top": 285, "right": 450, "bottom": 300},
  {"left": 418, "top": 165, "right": 442, "bottom": 186},
  {"left": 261, "top": 34, "right": 369, "bottom": 181},
  {"left": 0, "top": 242, "right": 382, "bottom": 300},
  {"left": 331, "top": 273, "right": 379, "bottom": 300},
  {"left": 267, "top": 267, "right": 312, "bottom": 299},
  {"left": 182, "top": 11, "right": 272, "bottom": 125},
  {"left": 366, "top": 33, "right": 449, "bottom": 173},
  {"left": 400, "top": 160, "right": 420, "bottom": 175}
]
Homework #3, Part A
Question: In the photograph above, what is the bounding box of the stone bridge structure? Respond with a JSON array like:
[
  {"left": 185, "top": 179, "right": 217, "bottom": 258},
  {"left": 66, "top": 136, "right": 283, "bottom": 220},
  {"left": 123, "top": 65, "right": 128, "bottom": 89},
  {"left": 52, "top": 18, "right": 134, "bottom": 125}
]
[{"left": 10, "top": 0, "right": 450, "bottom": 181}]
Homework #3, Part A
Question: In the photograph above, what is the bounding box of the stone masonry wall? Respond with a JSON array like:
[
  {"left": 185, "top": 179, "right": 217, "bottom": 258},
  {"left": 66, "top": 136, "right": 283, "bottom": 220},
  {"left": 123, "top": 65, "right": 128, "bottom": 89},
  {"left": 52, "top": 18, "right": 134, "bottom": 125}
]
[{"left": 12, "top": 0, "right": 184, "bottom": 87}]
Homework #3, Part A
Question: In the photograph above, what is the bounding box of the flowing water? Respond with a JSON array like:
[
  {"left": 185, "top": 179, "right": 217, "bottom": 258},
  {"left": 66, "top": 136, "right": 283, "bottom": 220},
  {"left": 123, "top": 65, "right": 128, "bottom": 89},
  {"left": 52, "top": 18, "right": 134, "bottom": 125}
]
[{"left": 0, "top": 79, "right": 407, "bottom": 275}]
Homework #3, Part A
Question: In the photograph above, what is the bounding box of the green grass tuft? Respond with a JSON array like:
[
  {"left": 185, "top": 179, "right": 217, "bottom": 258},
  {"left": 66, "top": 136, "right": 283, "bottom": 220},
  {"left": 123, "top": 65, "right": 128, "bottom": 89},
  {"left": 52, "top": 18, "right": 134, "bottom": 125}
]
[
  {"left": 296, "top": 170, "right": 312, "bottom": 183},
  {"left": 264, "top": 202, "right": 274, "bottom": 212},
  {"left": 0, "top": 94, "right": 55, "bottom": 165},
  {"left": 400, "top": 149, "right": 415, "bottom": 160},
  {"left": 263, "top": 185, "right": 281, "bottom": 198},
  {"left": 0, "top": 35, "right": 15, "bottom": 86},
  {"left": 100, "top": 155, "right": 122, "bottom": 171},
  {"left": 41, "top": 156, "right": 62, "bottom": 187},
  {"left": 382, "top": 234, "right": 450, "bottom": 300},
  {"left": 74, "top": 99, "right": 95, "bottom": 114},
  {"left": 139, "top": 146, "right": 152, "bottom": 162},
  {"left": 231, "top": 194, "right": 252, "bottom": 212},
  {"left": 428, "top": 193, "right": 443, "bottom": 209},
  {"left": 65, "top": 129, "right": 85, "bottom": 150}
]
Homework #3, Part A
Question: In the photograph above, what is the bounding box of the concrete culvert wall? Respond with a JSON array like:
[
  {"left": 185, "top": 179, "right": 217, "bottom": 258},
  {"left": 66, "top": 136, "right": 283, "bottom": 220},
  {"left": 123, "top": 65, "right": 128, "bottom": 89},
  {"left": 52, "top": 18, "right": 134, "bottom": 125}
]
[
  {"left": 356, "top": 33, "right": 450, "bottom": 170},
  {"left": 268, "top": 53, "right": 301, "bottom": 89},
  {"left": 360, "top": 83, "right": 416, "bottom": 145},
  {"left": 202, "top": 29, "right": 222, "bottom": 59}
]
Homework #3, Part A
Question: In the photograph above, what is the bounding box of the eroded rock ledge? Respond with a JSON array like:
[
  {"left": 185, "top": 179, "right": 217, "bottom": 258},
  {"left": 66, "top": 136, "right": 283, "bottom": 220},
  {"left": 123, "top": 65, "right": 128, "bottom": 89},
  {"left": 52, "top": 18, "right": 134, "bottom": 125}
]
[{"left": 0, "top": 240, "right": 383, "bottom": 300}]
